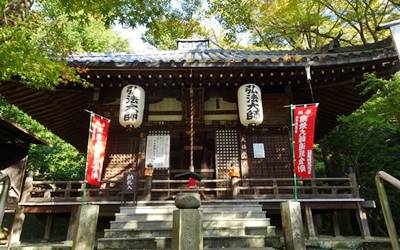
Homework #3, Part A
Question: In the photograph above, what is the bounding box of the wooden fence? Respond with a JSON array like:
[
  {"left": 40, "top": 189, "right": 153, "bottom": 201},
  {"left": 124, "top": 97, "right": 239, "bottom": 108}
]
[{"left": 19, "top": 173, "right": 359, "bottom": 204}]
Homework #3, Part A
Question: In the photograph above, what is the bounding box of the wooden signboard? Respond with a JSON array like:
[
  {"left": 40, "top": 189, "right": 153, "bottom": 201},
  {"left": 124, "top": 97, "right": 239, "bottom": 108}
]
[
  {"left": 145, "top": 131, "right": 170, "bottom": 169},
  {"left": 122, "top": 171, "right": 138, "bottom": 205}
]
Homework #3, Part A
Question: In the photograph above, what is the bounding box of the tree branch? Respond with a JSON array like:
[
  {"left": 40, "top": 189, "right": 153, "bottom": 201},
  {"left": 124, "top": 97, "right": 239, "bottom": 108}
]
[{"left": 254, "top": 27, "right": 271, "bottom": 49}]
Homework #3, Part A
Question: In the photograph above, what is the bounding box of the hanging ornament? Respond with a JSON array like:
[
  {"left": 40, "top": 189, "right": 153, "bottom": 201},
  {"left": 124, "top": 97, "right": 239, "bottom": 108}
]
[
  {"left": 119, "top": 85, "right": 145, "bottom": 128},
  {"left": 237, "top": 84, "right": 264, "bottom": 126}
]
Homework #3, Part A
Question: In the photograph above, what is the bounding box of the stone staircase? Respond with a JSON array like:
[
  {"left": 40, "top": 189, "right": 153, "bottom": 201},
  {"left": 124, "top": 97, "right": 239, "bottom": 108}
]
[{"left": 97, "top": 201, "right": 279, "bottom": 250}]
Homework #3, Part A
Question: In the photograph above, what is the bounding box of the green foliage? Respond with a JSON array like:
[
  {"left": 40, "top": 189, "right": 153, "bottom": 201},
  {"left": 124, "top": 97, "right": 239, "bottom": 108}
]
[
  {"left": 142, "top": 0, "right": 206, "bottom": 50},
  {"left": 313, "top": 144, "right": 326, "bottom": 177},
  {"left": 204, "top": 0, "right": 399, "bottom": 49},
  {"left": 143, "top": 15, "right": 207, "bottom": 50},
  {"left": 40, "top": 0, "right": 170, "bottom": 28},
  {"left": 0, "top": 16, "right": 77, "bottom": 89},
  {"left": 0, "top": 12, "right": 129, "bottom": 89},
  {"left": 0, "top": 0, "right": 158, "bottom": 89},
  {"left": 320, "top": 73, "right": 400, "bottom": 234},
  {"left": 0, "top": 97, "right": 85, "bottom": 180}
]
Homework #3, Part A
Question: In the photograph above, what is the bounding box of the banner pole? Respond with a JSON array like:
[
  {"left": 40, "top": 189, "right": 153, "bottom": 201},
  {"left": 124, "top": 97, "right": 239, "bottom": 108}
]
[
  {"left": 290, "top": 104, "right": 298, "bottom": 201},
  {"left": 82, "top": 112, "right": 94, "bottom": 207}
]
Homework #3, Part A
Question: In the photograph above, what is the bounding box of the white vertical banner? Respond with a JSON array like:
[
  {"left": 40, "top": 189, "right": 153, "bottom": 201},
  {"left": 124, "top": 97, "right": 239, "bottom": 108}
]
[
  {"left": 145, "top": 134, "right": 170, "bottom": 169},
  {"left": 390, "top": 24, "right": 400, "bottom": 59}
]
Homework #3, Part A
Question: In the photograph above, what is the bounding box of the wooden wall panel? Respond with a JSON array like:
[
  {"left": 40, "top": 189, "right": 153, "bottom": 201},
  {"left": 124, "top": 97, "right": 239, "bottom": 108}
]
[
  {"left": 102, "top": 129, "right": 139, "bottom": 181},
  {"left": 261, "top": 93, "right": 290, "bottom": 126}
]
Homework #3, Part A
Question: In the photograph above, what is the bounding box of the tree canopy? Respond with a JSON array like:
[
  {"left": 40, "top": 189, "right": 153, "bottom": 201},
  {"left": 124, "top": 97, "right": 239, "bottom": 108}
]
[
  {"left": 0, "top": 0, "right": 176, "bottom": 89},
  {"left": 3, "top": 0, "right": 399, "bottom": 88},
  {"left": 207, "top": 0, "right": 400, "bottom": 49},
  {"left": 138, "top": 0, "right": 400, "bottom": 50},
  {"left": 320, "top": 73, "right": 400, "bottom": 234}
]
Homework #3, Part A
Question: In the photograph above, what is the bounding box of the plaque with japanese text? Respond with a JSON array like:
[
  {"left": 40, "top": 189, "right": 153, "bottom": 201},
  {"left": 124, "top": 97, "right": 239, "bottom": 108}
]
[{"left": 123, "top": 172, "right": 137, "bottom": 194}]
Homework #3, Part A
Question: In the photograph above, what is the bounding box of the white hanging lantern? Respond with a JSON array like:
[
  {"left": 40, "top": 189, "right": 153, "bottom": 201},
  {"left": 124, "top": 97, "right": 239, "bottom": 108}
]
[
  {"left": 237, "top": 84, "right": 264, "bottom": 126},
  {"left": 119, "top": 85, "right": 145, "bottom": 128}
]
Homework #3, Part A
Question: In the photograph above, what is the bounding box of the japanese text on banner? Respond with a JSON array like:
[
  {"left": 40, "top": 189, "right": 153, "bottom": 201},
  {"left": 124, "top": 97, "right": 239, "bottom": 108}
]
[
  {"left": 86, "top": 115, "right": 110, "bottom": 186},
  {"left": 293, "top": 105, "right": 318, "bottom": 178}
]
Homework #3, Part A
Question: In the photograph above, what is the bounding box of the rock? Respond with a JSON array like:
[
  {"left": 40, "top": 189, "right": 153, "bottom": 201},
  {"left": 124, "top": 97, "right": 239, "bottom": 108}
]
[{"left": 175, "top": 192, "right": 201, "bottom": 209}]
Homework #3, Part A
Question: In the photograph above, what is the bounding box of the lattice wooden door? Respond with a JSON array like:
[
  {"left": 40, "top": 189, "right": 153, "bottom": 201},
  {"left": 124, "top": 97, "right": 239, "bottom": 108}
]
[
  {"left": 247, "top": 132, "right": 291, "bottom": 178},
  {"left": 245, "top": 131, "right": 292, "bottom": 196},
  {"left": 102, "top": 130, "right": 139, "bottom": 181},
  {"left": 215, "top": 130, "right": 240, "bottom": 198}
]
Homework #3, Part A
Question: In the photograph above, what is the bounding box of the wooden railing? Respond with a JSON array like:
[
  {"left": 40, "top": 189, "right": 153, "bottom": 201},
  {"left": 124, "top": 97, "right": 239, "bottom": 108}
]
[
  {"left": 234, "top": 176, "right": 357, "bottom": 199},
  {"left": 25, "top": 180, "right": 145, "bottom": 203},
  {"left": 19, "top": 173, "right": 360, "bottom": 204}
]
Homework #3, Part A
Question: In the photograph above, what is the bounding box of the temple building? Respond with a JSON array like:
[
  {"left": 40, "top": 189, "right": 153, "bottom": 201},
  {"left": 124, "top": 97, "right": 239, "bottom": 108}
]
[{"left": 0, "top": 38, "right": 399, "bottom": 247}]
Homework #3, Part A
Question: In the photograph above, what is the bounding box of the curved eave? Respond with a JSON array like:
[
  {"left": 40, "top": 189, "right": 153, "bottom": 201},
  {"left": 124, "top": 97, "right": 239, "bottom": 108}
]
[{"left": 68, "top": 46, "right": 397, "bottom": 69}]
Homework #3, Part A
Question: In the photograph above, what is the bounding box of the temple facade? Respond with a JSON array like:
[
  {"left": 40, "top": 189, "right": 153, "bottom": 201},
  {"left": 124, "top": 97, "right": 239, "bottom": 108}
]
[{"left": 1, "top": 38, "right": 399, "bottom": 245}]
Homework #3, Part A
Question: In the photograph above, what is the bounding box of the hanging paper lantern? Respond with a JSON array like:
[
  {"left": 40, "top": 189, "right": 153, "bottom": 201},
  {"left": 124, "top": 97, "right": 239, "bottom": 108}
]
[
  {"left": 237, "top": 84, "right": 264, "bottom": 126},
  {"left": 119, "top": 85, "right": 145, "bottom": 128}
]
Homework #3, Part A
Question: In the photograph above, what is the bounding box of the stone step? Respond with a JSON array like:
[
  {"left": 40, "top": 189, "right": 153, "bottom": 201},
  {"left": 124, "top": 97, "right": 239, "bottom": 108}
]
[
  {"left": 134, "top": 200, "right": 265, "bottom": 206},
  {"left": 99, "top": 248, "right": 276, "bottom": 250},
  {"left": 5, "top": 244, "right": 72, "bottom": 250},
  {"left": 119, "top": 205, "right": 263, "bottom": 214},
  {"left": 110, "top": 218, "right": 270, "bottom": 230},
  {"left": 98, "top": 235, "right": 273, "bottom": 249},
  {"left": 104, "top": 225, "right": 276, "bottom": 238},
  {"left": 205, "top": 248, "right": 277, "bottom": 250},
  {"left": 114, "top": 211, "right": 266, "bottom": 221},
  {"left": 7, "top": 247, "right": 71, "bottom": 250},
  {"left": 104, "top": 225, "right": 270, "bottom": 238},
  {"left": 104, "top": 227, "right": 242, "bottom": 238}
]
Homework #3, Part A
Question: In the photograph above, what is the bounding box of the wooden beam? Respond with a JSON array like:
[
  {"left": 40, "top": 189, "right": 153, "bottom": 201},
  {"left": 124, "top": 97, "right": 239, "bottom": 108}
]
[
  {"left": 9, "top": 207, "right": 25, "bottom": 245},
  {"left": 305, "top": 205, "right": 317, "bottom": 239},
  {"left": 356, "top": 203, "right": 371, "bottom": 238},
  {"left": 332, "top": 211, "right": 341, "bottom": 237},
  {"left": 11, "top": 91, "right": 48, "bottom": 105},
  {"left": 43, "top": 214, "right": 53, "bottom": 241}
]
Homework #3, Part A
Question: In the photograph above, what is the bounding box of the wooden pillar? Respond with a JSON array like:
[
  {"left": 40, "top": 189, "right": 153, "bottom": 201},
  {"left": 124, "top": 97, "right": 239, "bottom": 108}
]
[
  {"left": 8, "top": 207, "right": 25, "bottom": 246},
  {"left": 231, "top": 176, "right": 239, "bottom": 199},
  {"left": 332, "top": 211, "right": 341, "bottom": 237},
  {"left": 67, "top": 206, "right": 79, "bottom": 241},
  {"left": 138, "top": 132, "right": 146, "bottom": 170},
  {"left": 239, "top": 134, "right": 248, "bottom": 178},
  {"left": 356, "top": 203, "right": 371, "bottom": 238},
  {"left": 349, "top": 173, "right": 359, "bottom": 198},
  {"left": 143, "top": 176, "right": 152, "bottom": 201},
  {"left": 311, "top": 180, "right": 318, "bottom": 197},
  {"left": 9, "top": 171, "right": 33, "bottom": 245},
  {"left": 272, "top": 180, "right": 279, "bottom": 198},
  {"left": 43, "top": 214, "right": 53, "bottom": 241},
  {"left": 304, "top": 205, "right": 316, "bottom": 239},
  {"left": 342, "top": 211, "right": 354, "bottom": 235}
]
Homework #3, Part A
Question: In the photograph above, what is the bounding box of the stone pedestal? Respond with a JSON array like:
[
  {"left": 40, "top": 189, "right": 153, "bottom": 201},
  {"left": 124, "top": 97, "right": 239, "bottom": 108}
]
[
  {"left": 172, "top": 209, "right": 203, "bottom": 250},
  {"left": 72, "top": 205, "right": 99, "bottom": 250},
  {"left": 172, "top": 192, "right": 203, "bottom": 250},
  {"left": 281, "top": 201, "right": 306, "bottom": 250}
]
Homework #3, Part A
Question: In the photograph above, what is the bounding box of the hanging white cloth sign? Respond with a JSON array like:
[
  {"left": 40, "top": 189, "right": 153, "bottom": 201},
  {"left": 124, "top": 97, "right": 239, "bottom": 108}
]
[
  {"left": 119, "top": 85, "right": 145, "bottom": 128},
  {"left": 145, "top": 134, "right": 170, "bottom": 169},
  {"left": 237, "top": 84, "right": 264, "bottom": 126}
]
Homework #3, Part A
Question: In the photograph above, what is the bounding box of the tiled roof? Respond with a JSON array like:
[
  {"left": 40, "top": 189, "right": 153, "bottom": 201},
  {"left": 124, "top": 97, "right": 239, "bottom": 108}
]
[{"left": 68, "top": 40, "right": 397, "bottom": 68}]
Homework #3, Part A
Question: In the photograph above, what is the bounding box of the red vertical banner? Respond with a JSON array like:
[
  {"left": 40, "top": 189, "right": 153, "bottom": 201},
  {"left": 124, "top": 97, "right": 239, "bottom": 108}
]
[
  {"left": 86, "top": 114, "right": 110, "bottom": 186},
  {"left": 293, "top": 105, "right": 318, "bottom": 178}
]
